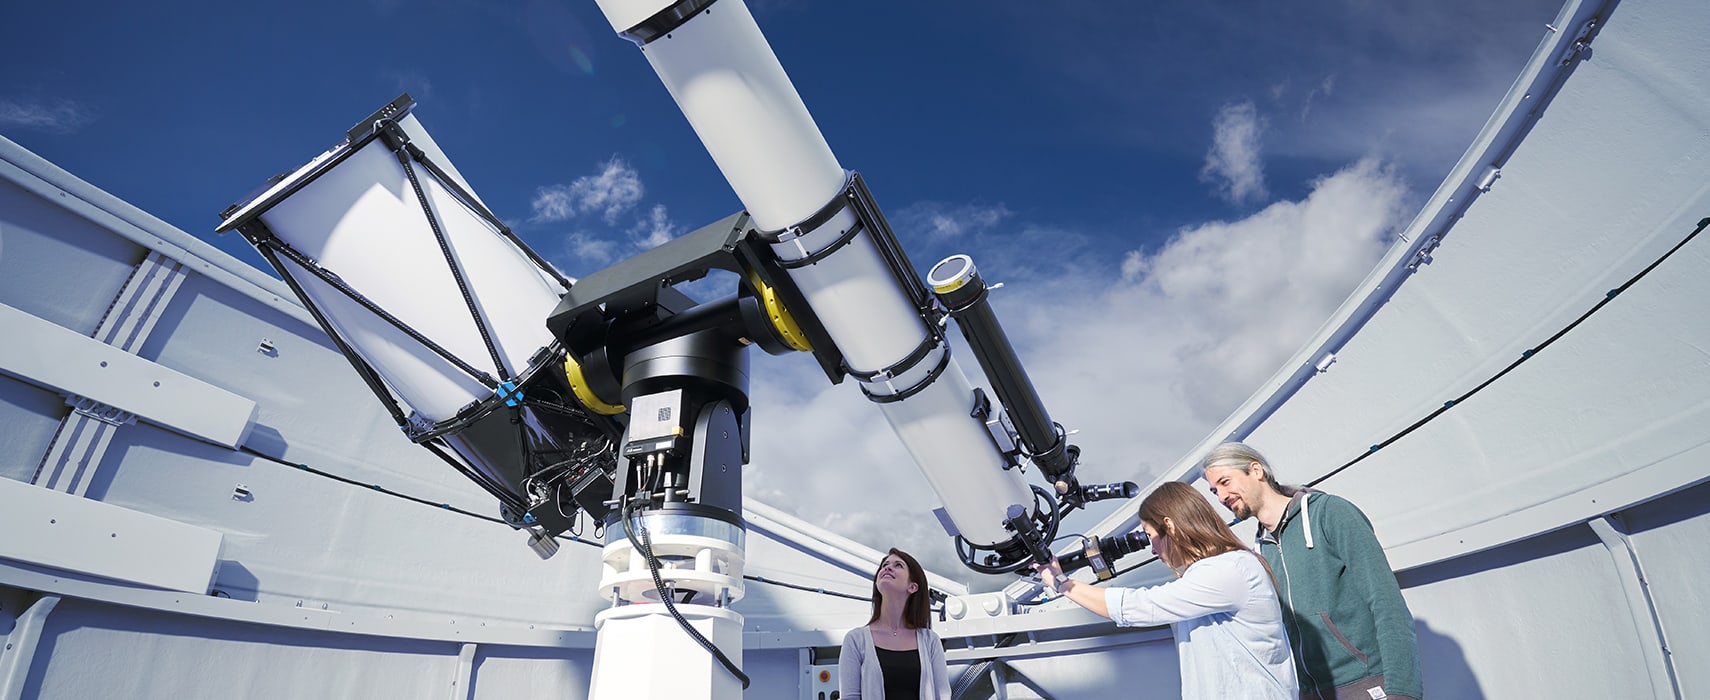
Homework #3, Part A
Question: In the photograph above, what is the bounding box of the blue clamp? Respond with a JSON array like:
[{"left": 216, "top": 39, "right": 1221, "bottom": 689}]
[
  {"left": 523, "top": 512, "right": 538, "bottom": 525},
  {"left": 498, "top": 381, "right": 524, "bottom": 407}
]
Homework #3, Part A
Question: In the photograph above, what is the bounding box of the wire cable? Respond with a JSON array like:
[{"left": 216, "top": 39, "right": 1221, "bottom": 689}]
[
  {"left": 622, "top": 498, "right": 751, "bottom": 689},
  {"left": 242, "top": 445, "right": 900, "bottom": 605},
  {"left": 1105, "top": 215, "right": 1710, "bottom": 581},
  {"left": 743, "top": 575, "right": 869, "bottom": 602},
  {"left": 1309, "top": 215, "right": 1708, "bottom": 488}
]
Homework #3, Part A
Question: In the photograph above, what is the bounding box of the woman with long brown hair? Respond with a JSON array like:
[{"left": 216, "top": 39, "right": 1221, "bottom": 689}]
[
  {"left": 1037, "top": 481, "right": 1297, "bottom": 699},
  {"left": 839, "top": 548, "right": 951, "bottom": 699}
]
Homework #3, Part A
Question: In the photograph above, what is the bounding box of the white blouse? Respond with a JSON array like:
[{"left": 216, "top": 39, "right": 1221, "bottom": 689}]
[{"left": 1104, "top": 550, "right": 1298, "bottom": 699}]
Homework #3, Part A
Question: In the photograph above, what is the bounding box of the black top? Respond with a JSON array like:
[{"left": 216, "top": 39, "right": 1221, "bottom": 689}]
[{"left": 874, "top": 646, "right": 920, "bottom": 700}]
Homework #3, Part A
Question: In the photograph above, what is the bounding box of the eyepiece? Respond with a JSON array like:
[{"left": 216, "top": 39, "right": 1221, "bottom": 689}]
[
  {"left": 1056, "top": 530, "right": 1151, "bottom": 581},
  {"left": 1079, "top": 481, "right": 1139, "bottom": 503}
]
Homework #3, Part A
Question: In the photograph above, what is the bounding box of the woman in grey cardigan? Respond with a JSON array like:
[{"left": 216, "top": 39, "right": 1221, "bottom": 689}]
[{"left": 839, "top": 548, "right": 952, "bottom": 700}]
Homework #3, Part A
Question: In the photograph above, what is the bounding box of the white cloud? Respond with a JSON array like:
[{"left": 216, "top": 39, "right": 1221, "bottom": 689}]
[
  {"left": 745, "top": 158, "right": 1409, "bottom": 586},
  {"left": 384, "top": 70, "right": 435, "bottom": 100},
  {"left": 534, "top": 160, "right": 689, "bottom": 278},
  {"left": 629, "top": 204, "right": 676, "bottom": 249},
  {"left": 561, "top": 231, "right": 621, "bottom": 267},
  {"left": 544, "top": 201, "right": 681, "bottom": 280},
  {"left": 530, "top": 158, "right": 644, "bottom": 224},
  {"left": 1200, "top": 101, "right": 1269, "bottom": 206},
  {"left": 1300, "top": 74, "right": 1336, "bottom": 121},
  {"left": 575, "top": 159, "right": 644, "bottom": 223},
  {"left": 1013, "top": 0, "right": 1557, "bottom": 189},
  {"left": 893, "top": 202, "right": 1013, "bottom": 240},
  {"left": 531, "top": 187, "right": 577, "bottom": 223},
  {"left": 1140, "top": 158, "right": 1406, "bottom": 418},
  {"left": 0, "top": 98, "right": 94, "bottom": 134},
  {"left": 1271, "top": 78, "right": 1503, "bottom": 176}
]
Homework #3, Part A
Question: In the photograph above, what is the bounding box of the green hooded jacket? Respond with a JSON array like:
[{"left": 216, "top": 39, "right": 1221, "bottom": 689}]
[{"left": 1257, "top": 491, "right": 1422, "bottom": 700}]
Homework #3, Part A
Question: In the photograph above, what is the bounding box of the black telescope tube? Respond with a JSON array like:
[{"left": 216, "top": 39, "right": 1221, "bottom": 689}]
[{"left": 928, "top": 256, "right": 1075, "bottom": 481}]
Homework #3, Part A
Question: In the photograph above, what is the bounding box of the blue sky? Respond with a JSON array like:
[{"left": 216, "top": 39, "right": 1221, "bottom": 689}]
[{"left": 2, "top": 0, "right": 1565, "bottom": 584}]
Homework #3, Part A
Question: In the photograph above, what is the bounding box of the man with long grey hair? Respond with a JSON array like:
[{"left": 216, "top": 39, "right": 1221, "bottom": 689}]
[{"left": 1200, "top": 442, "right": 1422, "bottom": 700}]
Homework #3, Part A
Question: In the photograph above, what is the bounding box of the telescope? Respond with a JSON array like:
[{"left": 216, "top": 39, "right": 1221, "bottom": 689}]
[
  {"left": 216, "top": 96, "right": 622, "bottom": 551},
  {"left": 216, "top": 1, "right": 1143, "bottom": 696}
]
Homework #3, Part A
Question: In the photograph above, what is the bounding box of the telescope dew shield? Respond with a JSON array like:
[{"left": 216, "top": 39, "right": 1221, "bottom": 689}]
[
  {"left": 593, "top": 0, "right": 843, "bottom": 231},
  {"left": 593, "top": 0, "right": 1034, "bottom": 549}
]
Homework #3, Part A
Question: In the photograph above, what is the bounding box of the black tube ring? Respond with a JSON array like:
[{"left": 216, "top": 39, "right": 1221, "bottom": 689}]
[
  {"left": 859, "top": 338, "right": 951, "bottom": 405},
  {"left": 774, "top": 220, "right": 865, "bottom": 270}
]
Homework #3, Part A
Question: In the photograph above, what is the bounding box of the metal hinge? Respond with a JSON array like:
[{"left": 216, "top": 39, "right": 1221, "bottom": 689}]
[
  {"left": 1558, "top": 16, "right": 1603, "bottom": 66},
  {"left": 66, "top": 394, "right": 137, "bottom": 427}
]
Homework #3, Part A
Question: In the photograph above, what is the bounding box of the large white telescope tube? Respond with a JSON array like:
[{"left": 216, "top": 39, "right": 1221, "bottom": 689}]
[
  {"left": 218, "top": 110, "right": 565, "bottom": 425},
  {"left": 590, "top": 0, "right": 1032, "bottom": 547}
]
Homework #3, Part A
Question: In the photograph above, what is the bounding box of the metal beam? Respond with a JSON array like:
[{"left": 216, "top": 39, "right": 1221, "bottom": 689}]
[
  {"left": 1590, "top": 515, "right": 1682, "bottom": 699},
  {"left": 36, "top": 251, "right": 185, "bottom": 494},
  {"left": 0, "top": 301, "right": 257, "bottom": 448},
  {"left": 0, "top": 478, "right": 222, "bottom": 593},
  {"left": 0, "top": 594, "right": 59, "bottom": 700},
  {"left": 449, "top": 643, "right": 477, "bottom": 700}
]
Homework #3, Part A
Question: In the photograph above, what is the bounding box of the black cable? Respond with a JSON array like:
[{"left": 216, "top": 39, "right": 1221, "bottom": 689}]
[
  {"left": 242, "top": 445, "right": 515, "bottom": 525},
  {"left": 949, "top": 632, "right": 1021, "bottom": 699},
  {"left": 622, "top": 499, "right": 751, "bottom": 689},
  {"left": 734, "top": 573, "right": 953, "bottom": 609},
  {"left": 418, "top": 439, "right": 528, "bottom": 515},
  {"left": 1109, "top": 554, "right": 1161, "bottom": 580},
  {"left": 1104, "top": 216, "right": 1710, "bottom": 581},
  {"left": 245, "top": 445, "right": 904, "bottom": 604},
  {"left": 1307, "top": 215, "right": 1708, "bottom": 488},
  {"left": 743, "top": 575, "right": 867, "bottom": 602}
]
